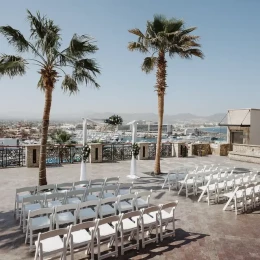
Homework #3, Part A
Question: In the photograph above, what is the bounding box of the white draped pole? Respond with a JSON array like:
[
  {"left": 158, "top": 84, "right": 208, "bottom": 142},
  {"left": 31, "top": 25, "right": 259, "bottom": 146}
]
[
  {"left": 80, "top": 118, "right": 87, "bottom": 181},
  {"left": 127, "top": 120, "right": 139, "bottom": 179}
]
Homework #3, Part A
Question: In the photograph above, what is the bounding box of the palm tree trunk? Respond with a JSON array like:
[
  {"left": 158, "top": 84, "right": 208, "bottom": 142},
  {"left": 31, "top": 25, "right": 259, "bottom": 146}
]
[
  {"left": 154, "top": 51, "right": 167, "bottom": 175},
  {"left": 39, "top": 86, "right": 53, "bottom": 185}
]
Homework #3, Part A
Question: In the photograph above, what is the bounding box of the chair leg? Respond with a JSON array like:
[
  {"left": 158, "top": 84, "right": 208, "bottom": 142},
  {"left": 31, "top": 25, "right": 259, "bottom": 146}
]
[
  {"left": 155, "top": 225, "right": 158, "bottom": 243},
  {"left": 136, "top": 228, "right": 139, "bottom": 250},
  {"left": 115, "top": 232, "right": 118, "bottom": 257},
  {"left": 29, "top": 228, "right": 33, "bottom": 252},
  {"left": 121, "top": 231, "right": 124, "bottom": 255},
  {"left": 141, "top": 225, "right": 145, "bottom": 249},
  {"left": 25, "top": 224, "right": 29, "bottom": 244}
]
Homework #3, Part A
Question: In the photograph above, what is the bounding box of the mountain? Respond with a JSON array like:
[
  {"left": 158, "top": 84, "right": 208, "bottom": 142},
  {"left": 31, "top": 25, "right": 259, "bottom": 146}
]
[{"left": 85, "top": 112, "right": 226, "bottom": 123}]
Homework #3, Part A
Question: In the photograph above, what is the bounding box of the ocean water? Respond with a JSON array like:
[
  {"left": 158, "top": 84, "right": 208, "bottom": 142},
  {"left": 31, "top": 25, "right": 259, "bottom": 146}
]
[{"left": 200, "top": 126, "right": 227, "bottom": 134}]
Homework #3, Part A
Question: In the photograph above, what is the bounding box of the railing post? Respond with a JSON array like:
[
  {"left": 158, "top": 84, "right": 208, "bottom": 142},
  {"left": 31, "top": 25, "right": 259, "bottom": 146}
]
[
  {"left": 89, "top": 143, "right": 103, "bottom": 163},
  {"left": 25, "top": 145, "right": 40, "bottom": 167},
  {"left": 138, "top": 142, "right": 149, "bottom": 160}
]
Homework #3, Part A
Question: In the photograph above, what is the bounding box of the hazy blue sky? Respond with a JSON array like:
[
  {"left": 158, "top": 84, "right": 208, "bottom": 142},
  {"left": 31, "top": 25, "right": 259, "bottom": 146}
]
[{"left": 0, "top": 0, "right": 260, "bottom": 119}]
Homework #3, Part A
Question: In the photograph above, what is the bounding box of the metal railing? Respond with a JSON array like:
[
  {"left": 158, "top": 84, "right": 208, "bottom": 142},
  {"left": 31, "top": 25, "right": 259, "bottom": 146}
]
[
  {"left": 148, "top": 143, "right": 173, "bottom": 159},
  {"left": 0, "top": 146, "right": 25, "bottom": 168},
  {"left": 102, "top": 144, "right": 132, "bottom": 162}
]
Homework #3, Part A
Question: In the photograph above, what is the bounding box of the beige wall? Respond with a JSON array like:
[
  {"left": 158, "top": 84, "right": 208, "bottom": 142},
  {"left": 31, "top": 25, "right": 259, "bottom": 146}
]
[
  {"left": 227, "top": 109, "right": 251, "bottom": 125},
  {"left": 249, "top": 109, "right": 260, "bottom": 145}
]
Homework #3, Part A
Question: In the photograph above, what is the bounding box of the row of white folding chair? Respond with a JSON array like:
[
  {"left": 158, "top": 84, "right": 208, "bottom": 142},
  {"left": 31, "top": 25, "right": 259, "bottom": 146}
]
[
  {"left": 198, "top": 173, "right": 257, "bottom": 204},
  {"left": 14, "top": 178, "right": 120, "bottom": 218},
  {"left": 223, "top": 182, "right": 260, "bottom": 213},
  {"left": 34, "top": 201, "right": 178, "bottom": 260},
  {"left": 15, "top": 182, "right": 131, "bottom": 222},
  {"left": 19, "top": 185, "right": 133, "bottom": 232}
]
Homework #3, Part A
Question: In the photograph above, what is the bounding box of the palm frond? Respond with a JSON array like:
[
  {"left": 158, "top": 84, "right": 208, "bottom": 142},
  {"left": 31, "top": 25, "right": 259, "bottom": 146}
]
[
  {"left": 178, "top": 48, "right": 204, "bottom": 59},
  {"left": 37, "top": 75, "right": 45, "bottom": 91},
  {"left": 27, "top": 10, "right": 61, "bottom": 56},
  {"left": 0, "top": 54, "right": 27, "bottom": 78},
  {"left": 128, "top": 28, "right": 145, "bottom": 38},
  {"left": 74, "top": 58, "right": 100, "bottom": 76},
  {"left": 66, "top": 34, "right": 98, "bottom": 59},
  {"left": 0, "top": 26, "right": 29, "bottom": 52},
  {"left": 141, "top": 56, "right": 157, "bottom": 73},
  {"left": 152, "top": 14, "right": 167, "bottom": 34},
  {"left": 73, "top": 67, "right": 100, "bottom": 89},
  {"left": 128, "top": 42, "right": 149, "bottom": 53},
  {"left": 61, "top": 74, "right": 79, "bottom": 94}
]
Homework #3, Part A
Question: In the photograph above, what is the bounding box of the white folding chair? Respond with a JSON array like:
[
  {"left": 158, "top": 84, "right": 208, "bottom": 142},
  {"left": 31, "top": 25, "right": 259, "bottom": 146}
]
[
  {"left": 117, "top": 194, "right": 136, "bottom": 213},
  {"left": 244, "top": 183, "right": 255, "bottom": 212},
  {"left": 102, "top": 185, "right": 119, "bottom": 199},
  {"left": 117, "top": 183, "right": 133, "bottom": 195},
  {"left": 65, "top": 190, "right": 86, "bottom": 204},
  {"left": 56, "top": 183, "right": 73, "bottom": 193},
  {"left": 67, "top": 221, "right": 96, "bottom": 260},
  {"left": 95, "top": 215, "right": 119, "bottom": 259},
  {"left": 77, "top": 200, "right": 99, "bottom": 223},
  {"left": 20, "top": 195, "right": 45, "bottom": 232},
  {"left": 37, "top": 184, "right": 56, "bottom": 195},
  {"left": 104, "top": 177, "right": 119, "bottom": 186},
  {"left": 14, "top": 186, "right": 36, "bottom": 220},
  {"left": 54, "top": 204, "right": 77, "bottom": 229},
  {"left": 25, "top": 208, "right": 54, "bottom": 251},
  {"left": 99, "top": 197, "right": 117, "bottom": 218},
  {"left": 34, "top": 228, "right": 69, "bottom": 260},
  {"left": 254, "top": 182, "right": 260, "bottom": 207},
  {"left": 178, "top": 173, "right": 197, "bottom": 197},
  {"left": 155, "top": 202, "right": 178, "bottom": 241},
  {"left": 133, "top": 206, "right": 159, "bottom": 249},
  {"left": 73, "top": 180, "right": 89, "bottom": 191},
  {"left": 135, "top": 190, "right": 152, "bottom": 210},
  {"left": 232, "top": 186, "right": 246, "bottom": 215},
  {"left": 85, "top": 187, "right": 102, "bottom": 201},
  {"left": 116, "top": 211, "right": 140, "bottom": 255},
  {"left": 89, "top": 178, "right": 106, "bottom": 188},
  {"left": 45, "top": 193, "right": 65, "bottom": 208}
]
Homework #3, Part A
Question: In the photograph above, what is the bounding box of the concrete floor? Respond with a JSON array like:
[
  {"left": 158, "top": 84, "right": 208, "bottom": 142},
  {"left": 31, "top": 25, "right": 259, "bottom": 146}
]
[{"left": 0, "top": 155, "right": 260, "bottom": 260}]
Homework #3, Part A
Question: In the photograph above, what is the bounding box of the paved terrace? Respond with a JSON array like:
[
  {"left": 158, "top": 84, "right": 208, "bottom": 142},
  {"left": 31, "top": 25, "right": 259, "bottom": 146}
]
[{"left": 1, "top": 156, "right": 260, "bottom": 260}]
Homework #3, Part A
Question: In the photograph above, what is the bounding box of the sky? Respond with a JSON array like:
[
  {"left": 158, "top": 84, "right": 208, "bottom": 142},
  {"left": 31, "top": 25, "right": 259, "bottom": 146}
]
[{"left": 0, "top": 0, "right": 260, "bottom": 119}]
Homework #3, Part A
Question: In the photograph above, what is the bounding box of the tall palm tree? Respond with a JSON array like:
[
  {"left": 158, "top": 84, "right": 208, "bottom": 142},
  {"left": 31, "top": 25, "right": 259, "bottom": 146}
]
[
  {"left": 50, "top": 129, "right": 73, "bottom": 145},
  {"left": 128, "top": 15, "right": 204, "bottom": 174},
  {"left": 0, "top": 10, "right": 100, "bottom": 185}
]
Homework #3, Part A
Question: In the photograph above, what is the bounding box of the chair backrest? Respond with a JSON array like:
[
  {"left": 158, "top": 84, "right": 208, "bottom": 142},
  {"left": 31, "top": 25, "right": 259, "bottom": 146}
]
[
  {"left": 78, "top": 200, "right": 99, "bottom": 209},
  {"left": 117, "top": 183, "right": 133, "bottom": 195},
  {"left": 160, "top": 201, "right": 178, "bottom": 210},
  {"left": 29, "top": 207, "right": 54, "bottom": 218},
  {"left": 22, "top": 194, "right": 45, "bottom": 204},
  {"left": 73, "top": 180, "right": 89, "bottom": 187},
  {"left": 89, "top": 178, "right": 105, "bottom": 186},
  {"left": 97, "top": 215, "right": 119, "bottom": 226},
  {"left": 16, "top": 186, "right": 36, "bottom": 194},
  {"left": 100, "top": 197, "right": 117, "bottom": 205},
  {"left": 105, "top": 177, "right": 119, "bottom": 185},
  {"left": 38, "top": 227, "right": 68, "bottom": 241},
  {"left": 103, "top": 184, "right": 118, "bottom": 193},
  {"left": 118, "top": 193, "right": 136, "bottom": 202},
  {"left": 66, "top": 190, "right": 86, "bottom": 198},
  {"left": 55, "top": 203, "right": 78, "bottom": 213},
  {"left": 45, "top": 192, "right": 65, "bottom": 201},
  {"left": 142, "top": 206, "right": 159, "bottom": 215},
  {"left": 37, "top": 184, "right": 56, "bottom": 193},
  {"left": 86, "top": 187, "right": 102, "bottom": 195},
  {"left": 121, "top": 210, "right": 141, "bottom": 220},
  {"left": 57, "top": 182, "right": 73, "bottom": 189},
  {"left": 69, "top": 220, "right": 96, "bottom": 233}
]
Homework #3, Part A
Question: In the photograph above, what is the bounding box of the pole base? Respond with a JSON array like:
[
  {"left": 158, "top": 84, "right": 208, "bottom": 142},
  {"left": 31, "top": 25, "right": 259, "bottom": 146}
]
[{"left": 127, "top": 174, "right": 140, "bottom": 179}]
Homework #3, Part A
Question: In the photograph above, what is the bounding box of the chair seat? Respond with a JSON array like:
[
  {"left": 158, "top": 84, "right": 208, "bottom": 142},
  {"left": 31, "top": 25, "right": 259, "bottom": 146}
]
[
  {"left": 31, "top": 216, "right": 51, "bottom": 230},
  {"left": 133, "top": 214, "right": 156, "bottom": 226},
  {"left": 47, "top": 201, "right": 62, "bottom": 208},
  {"left": 98, "top": 223, "right": 115, "bottom": 237},
  {"left": 118, "top": 218, "right": 137, "bottom": 231},
  {"left": 103, "top": 192, "right": 116, "bottom": 198},
  {"left": 136, "top": 198, "right": 148, "bottom": 208},
  {"left": 79, "top": 208, "right": 96, "bottom": 220},
  {"left": 71, "top": 229, "right": 92, "bottom": 246},
  {"left": 35, "top": 235, "right": 63, "bottom": 253},
  {"left": 67, "top": 197, "right": 81, "bottom": 204},
  {"left": 118, "top": 190, "right": 130, "bottom": 195},
  {"left": 18, "top": 193, "right": 33, "bottom": 203},
  {"left": 57, "top": 189, "right": 69, "bottom": 193},
  {"left": 100, "top": 204, "right": 115, "bottom": 216},
  {"left": 150, "top": 210, "right": 172, "bottom": 222},
  {"left": 118, "top": 201, "right": 132, "bottom": 212},
  {"left": 24, "top": 203, "right": 42, "bottom": 213},
  {"left": 218, "top": 183, "right": 226, "bottom": 189},
  {"left": 74, "top": 186, "right": 86, "bottom": 191},
  {"left": 56, "top": 212, "right": 75, "bottom": 224},
  {"left": 38, "top": 191, "right": 53, "bottom": 196},
  {"left": 85, "top": 195, "right": 98, "bottom": 201}
]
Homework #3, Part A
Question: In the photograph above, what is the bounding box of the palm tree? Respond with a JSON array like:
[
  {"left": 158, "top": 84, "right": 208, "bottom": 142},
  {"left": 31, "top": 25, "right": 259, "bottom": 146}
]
[
  {"left": 0, "top": 10, "right": 100, "bottom": 185},
  {"left": 50, "top": 129, "right": 73, "bottom": 145},
  {"left": 128, "top": 14, "right": 204, "bottom": 174}
]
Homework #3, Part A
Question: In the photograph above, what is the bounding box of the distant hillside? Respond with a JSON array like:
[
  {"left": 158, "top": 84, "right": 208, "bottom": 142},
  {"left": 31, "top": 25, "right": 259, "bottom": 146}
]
[{"left": 85, "top": 112, "right": 226, "bottom": 124}]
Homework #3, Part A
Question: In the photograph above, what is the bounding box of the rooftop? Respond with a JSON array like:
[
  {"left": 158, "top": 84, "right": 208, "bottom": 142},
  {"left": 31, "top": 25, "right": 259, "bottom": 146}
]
[{"left": 1, "top": 156, "right": 260, "bottom": 259}]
